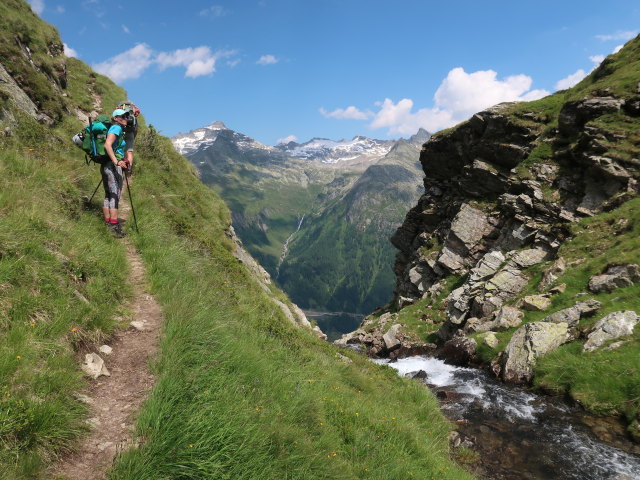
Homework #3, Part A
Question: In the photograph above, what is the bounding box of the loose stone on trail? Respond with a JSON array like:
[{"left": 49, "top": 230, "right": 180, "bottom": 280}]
[{"left": 81, "top": 353, "right": 111, "bottom": 379}]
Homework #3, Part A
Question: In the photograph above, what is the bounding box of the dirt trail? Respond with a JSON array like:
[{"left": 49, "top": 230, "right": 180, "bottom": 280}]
[{"left": 50, "top": 201, "right": 162, "bottom": 479}]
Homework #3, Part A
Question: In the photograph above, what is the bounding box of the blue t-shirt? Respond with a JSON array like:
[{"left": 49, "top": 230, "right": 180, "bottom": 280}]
[{"left": 107, "top": 124, "right": 126, "bottom": 159}]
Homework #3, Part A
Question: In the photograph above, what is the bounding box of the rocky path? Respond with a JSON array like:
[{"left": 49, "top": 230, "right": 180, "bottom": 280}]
[{"left": 50, "top": 201, "right": 162, "bottom": 479}]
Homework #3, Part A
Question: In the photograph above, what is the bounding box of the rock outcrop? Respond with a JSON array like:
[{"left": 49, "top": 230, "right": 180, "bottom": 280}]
[
  {"left": 588, "top": 264, "right": 640, "bottom": 293},
  {"left": 334, "top": 312, "right": 436, "bottom": 359},
  {"left": 501, "top": 321, "right": 570, "bottom": 383},
  {"left": 390, "top": 89, "right": 638, "bottom": 343},
  {"left": 583, "top": 310, "right": 640, "bottom": 352}
]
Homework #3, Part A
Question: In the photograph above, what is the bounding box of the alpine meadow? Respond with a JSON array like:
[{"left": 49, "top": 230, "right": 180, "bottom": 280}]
[{"left": 0, "top": 1, "right": 470, "bottom": 479}]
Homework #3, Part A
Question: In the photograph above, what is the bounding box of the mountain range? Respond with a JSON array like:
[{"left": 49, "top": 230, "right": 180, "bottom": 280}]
[{"left": 172, "top": 123, "right": 429, "bottom": 313}]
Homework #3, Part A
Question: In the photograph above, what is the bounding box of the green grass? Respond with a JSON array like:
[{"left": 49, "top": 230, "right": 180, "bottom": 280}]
[
  {"left": 0, "top": 4, "right": 472, "bottom": 475},
  {"left": 104, "top": 129, "right": 472, "bottom": 480},
  {"left": 0, "top": 114, "right": 130, "bottom": 478}
]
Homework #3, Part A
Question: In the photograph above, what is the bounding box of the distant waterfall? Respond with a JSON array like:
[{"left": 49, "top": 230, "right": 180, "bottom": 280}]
[{"left": 275, "top": 215, "right": 304, "bottom": 279}]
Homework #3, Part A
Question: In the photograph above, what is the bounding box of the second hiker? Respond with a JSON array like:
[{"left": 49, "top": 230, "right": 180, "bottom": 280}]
[
  {"left": 116, "top": 101, "right": 140, "bottom": 184},
  {"left": 101, "top": 108, "right": 129, "bottom": 237}
]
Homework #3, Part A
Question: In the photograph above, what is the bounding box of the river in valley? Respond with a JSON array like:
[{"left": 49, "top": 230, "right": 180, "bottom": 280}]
[
  {"left": 375, "top": 356, "right": 640, "bottom": 480},
  {"left": 304, "top": 310, "right": 364, "bottom": 342}
]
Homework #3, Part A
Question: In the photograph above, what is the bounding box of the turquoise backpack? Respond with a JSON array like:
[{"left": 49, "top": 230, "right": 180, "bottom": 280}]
[{"left": 72, "top": 114, "right": 125, "bottom": 165}]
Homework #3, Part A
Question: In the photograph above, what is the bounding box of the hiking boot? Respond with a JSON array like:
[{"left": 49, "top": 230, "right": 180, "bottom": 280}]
[{"left": 109, "top": 222, "right": 126, "bottom": 238}]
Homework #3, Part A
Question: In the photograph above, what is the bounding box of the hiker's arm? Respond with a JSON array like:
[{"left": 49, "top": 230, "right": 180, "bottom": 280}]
[{"left": 105, "top": 134, "right": 124, "bottom": 167}]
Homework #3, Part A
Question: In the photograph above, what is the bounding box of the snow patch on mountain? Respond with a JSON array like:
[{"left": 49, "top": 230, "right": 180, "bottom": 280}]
[
  {"left": 277, "top": 136, "right": 395, "bottom": 164},
  {"left": 171, "top": 121, "right": 411, "bottom": 165},
  {"left": 172, "top": 121, "right": 229, "bottom": 155}
]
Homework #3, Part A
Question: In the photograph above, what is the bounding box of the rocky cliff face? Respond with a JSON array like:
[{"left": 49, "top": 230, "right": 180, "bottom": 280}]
[
  {"left": 392, "top": 93, "right": 638, "bottom": 325},
  {"left": 379, "top": 36, "right": 640, "bottom": 383}
]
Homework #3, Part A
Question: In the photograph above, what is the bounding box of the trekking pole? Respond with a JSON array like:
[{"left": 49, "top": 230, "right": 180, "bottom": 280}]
[
  {"left": 88, "top": 178, "right": 103, "bottom": 203},
  {"left": 124, "top": 173, "right": 139, "bottom": 233}
]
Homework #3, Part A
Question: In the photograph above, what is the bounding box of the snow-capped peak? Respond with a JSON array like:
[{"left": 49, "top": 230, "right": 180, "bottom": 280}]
[{"left": 172, "top": 121, "right": 229, "bottom": 154}]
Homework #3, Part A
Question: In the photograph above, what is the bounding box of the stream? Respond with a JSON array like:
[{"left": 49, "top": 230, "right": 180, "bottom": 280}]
[
  {"left": 375, "top": 356, "right": 640, "bottom": 480},
  {"left": 275, "top": 215, "right": 304, "bottom": 279}
]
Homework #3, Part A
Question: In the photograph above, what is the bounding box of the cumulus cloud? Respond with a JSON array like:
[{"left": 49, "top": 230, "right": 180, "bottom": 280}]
[
  {"left": 589, "top": 54, "right": 605, "bottom": 64},
  {"left": 613, "top": 44, "right": 624, "bottom": 54},
  {"left": 352, "top": 67, "right": 549, "bottom": 135},
  {"left": 257, "top": 54, "right": 278, "bottom": 65},
  {"left": 94, "top": 44, "right": 154, "bottom": 82},
  {"left": 94, "top": 44, "right": 238, "bottom": 82},
  {"left": 277, "top": 135, "right": 298, "bottom": 145},
  {"left": 595, "top": 31, "right": 637, "bottom": 42},
  {"left": 200, "top": 5, "right": 227, "bottom": 17},
  {"left": 27, "top": 0, "right": 44, "bottom": 14},
  {"left": 319, "top": 106, "right": 370, "bottom": 120},
  {"left": 156, "top": 46, "right": 224, "bottom": 77},
  {"left": 555, "top": 69, "right": 587, "bottom": 90},
  {"left": 63, "top": 43, "right": 78, "bottom": 58}
]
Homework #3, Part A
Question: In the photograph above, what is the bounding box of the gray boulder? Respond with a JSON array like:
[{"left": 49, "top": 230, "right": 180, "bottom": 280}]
[
  {"left": 502, "top": 322, "right": 571, "bottom": 383},
  {"left": 522, "top": 294, "right": 552, "bottom": 311},
  {"left": 583, "top": 311, "right": 640, "bottom": 352},
  {"left": 383, "top": 324, "right": 403, "bottom": 351},
  {"left": 541, "top": 299, "right": 601, "bottom": 327},
  {"left": 81, "top": 353, "right": 111, "bottom": 379},
  {"left": 494, "top": 306, "right": 524, "bottom": 330},
  {"left": 588, "top": 264, "right": 640, "bottom": 293}
]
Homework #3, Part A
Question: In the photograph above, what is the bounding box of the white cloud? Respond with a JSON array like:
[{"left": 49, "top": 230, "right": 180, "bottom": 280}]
[
  {"left": 319, "top": 106, "right": 370, "bottom": 120},
  {"left": 157, "top": 47, "right": 236, "bottom": 78},
  {"left": 93, "top": 43, "right": 154, "bottom": 82},
  {"left": 63, "top": 43, "right": 78, "bottom": 58},
  {"left": 227, "top": 58, "right": 241, "bottom": 67},
  {"left": 589, "top": 54, "right": 605, "bottom": 64},
  {"left": 257, "top": 54, "right": 278, "bottom": 65},
  {"left": 277, "top": 135, "right": 298, "bottom": 144},
  {"left": 27, "top": 0, "right": 45, "bottom": 14},
  {"left": 122, "top": 24, "right": 130, "bottom": 34},
  {"left": 94, "top": 44, "right": 238, "bottom": 82},
  {"left": 157, "top": 46, "right": 217, "bottom": 77},
  {"left": 200, "top": 5, "right": 227, "bottom": 17},
  {"left": 554, "top": 69, "right": 587, "bottom": 90},
  {"left": 595, "top": 31, "right": 637, "bottom": 42},
  {"left": 613, "top": 44, "right": 624, "bottom": 54},
  {"left": 361, "top": 67, "right": 550, "bottom": 135}
]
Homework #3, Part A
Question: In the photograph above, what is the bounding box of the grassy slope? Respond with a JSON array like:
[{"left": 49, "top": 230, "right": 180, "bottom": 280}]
[
  {"left": 393, "top": 35, "right": 640, "bottom": 439},
  {"left": 0, "top": 2, "right": 470, "bottom": 478}
]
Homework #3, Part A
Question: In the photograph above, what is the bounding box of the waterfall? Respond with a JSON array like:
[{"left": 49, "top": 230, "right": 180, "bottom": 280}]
[{"left": 275, "top": 215, "right": 304, "bottom": 279}]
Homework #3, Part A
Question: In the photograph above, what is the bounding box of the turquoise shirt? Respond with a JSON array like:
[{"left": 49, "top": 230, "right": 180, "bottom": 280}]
[{"left": 107, "top": 124, "right": 126, "bottom": 159}]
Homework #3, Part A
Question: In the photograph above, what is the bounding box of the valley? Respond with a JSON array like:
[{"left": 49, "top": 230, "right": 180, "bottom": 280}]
[{"left": 172, "top": 123, "right": 429, "bottom": 314}]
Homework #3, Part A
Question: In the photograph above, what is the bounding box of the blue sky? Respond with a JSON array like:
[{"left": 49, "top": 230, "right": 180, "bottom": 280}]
[{"left": 28, "top": 0, "right": 639, "bottom": 145}]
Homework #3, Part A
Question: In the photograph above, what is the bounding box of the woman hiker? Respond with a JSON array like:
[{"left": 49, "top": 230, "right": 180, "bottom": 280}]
[{"left": 101, "top": 108, "right": 129, "bottom": 237}]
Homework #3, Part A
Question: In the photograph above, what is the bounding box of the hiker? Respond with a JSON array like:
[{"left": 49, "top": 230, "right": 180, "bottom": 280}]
[
  {"left": 101, "top": 108, "right": 129, "bottom": 237},
  {"left": 116, "top": 101, "right": 140, "bottom": 183}
]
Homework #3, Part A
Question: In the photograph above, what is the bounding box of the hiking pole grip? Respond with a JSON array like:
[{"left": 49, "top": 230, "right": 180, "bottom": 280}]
[{"left": 124, "top": 173, "right": 139, "bottom": 233}]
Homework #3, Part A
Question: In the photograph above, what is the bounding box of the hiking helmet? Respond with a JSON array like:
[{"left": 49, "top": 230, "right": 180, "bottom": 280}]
[{"left": 112, "top": 108, "right": 128, "bottom": 118}]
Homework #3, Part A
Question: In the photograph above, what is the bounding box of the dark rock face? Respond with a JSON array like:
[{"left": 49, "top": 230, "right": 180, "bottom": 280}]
[{"left": 391, "top": 91, "right": 639, "bottom": 340}]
